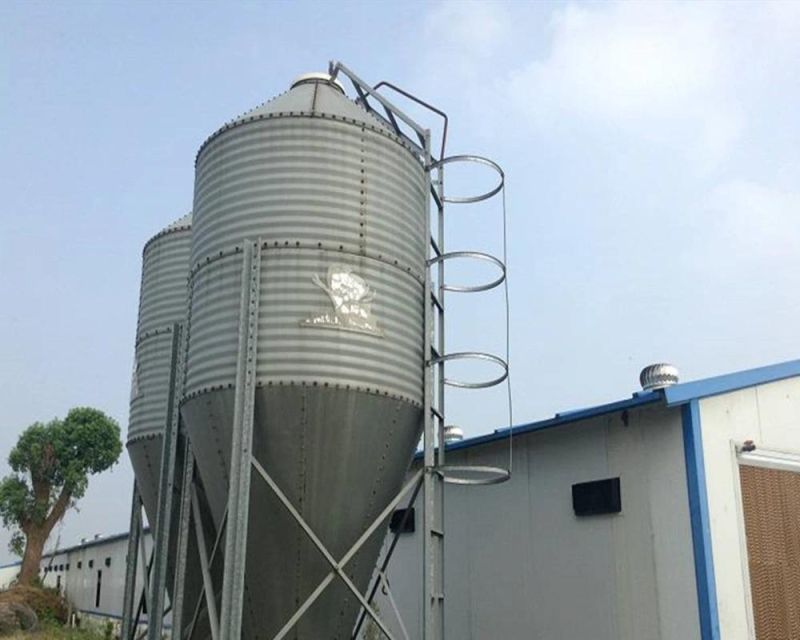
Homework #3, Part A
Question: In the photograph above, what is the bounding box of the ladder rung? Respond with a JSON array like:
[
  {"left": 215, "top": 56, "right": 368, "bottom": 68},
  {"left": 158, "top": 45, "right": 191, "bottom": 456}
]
[
  {"left": 430, "top": 292, "right": 444, "bottom": 311},
  {"left": 430, "top": 346, "right": 441, "bottom": 361},
  {"left": 431, "top": 406, "right": 444, "bottom": 421},
  {"left": 430, "top": 528, "right": 444, "bottom": 537},
  {"left": 430, "top": 236, "right": 442, "bottom": 257}
]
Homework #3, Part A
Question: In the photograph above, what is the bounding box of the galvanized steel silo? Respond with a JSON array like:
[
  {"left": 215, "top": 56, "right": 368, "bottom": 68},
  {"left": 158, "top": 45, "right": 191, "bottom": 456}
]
[
  {"left": 181, "top": 74, "right": 426, "bottom": 637},
  {"left": 128, "top": 213, "right": 192, "bottom": 526}
]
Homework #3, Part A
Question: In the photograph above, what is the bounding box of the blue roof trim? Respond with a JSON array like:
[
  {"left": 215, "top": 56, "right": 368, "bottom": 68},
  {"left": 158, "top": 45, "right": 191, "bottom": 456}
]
[
  {"left": 412, "top": 358, "right": 799, "bottom": 459},
  {"left": 415, "top": 391, "right": 662, "bottom": 459},
  {"left": 665, "top": 359, "right": 800, "bottom": 406},
  {"left": 682, "top": 400, "right": 721, "bottom": 640}
]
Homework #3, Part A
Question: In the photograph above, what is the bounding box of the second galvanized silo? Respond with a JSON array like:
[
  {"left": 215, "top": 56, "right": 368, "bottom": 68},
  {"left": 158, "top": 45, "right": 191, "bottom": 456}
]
[
  {"left": 127, "top": 214, "right": 211, "bottom": 638},
  {"left": 128, "top": 213, "right": 192, "bottom": 525},
  {"left": 181, "top": 74, "right": 426, "bottom": 637}
]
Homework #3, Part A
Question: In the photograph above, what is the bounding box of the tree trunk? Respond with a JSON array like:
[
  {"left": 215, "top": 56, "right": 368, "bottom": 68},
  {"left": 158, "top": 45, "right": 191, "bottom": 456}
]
[{"left": 18, "top": 527, "right": 48, "bottom": 586}]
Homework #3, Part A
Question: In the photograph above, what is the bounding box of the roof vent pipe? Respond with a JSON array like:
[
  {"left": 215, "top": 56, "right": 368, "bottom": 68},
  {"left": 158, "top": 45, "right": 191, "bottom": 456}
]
[
  {"left": 443, "top": 425, "right": 464, "bottom": 444},
  {"left": 639, "top": 363, "right": 680, "bottom": 391}
]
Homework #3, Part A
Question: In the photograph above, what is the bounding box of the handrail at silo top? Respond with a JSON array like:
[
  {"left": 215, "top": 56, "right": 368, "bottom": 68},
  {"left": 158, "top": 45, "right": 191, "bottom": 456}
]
[
  {"left": 372, "top": 80, "right": 448, "bottom": 164},
  {"left": 431, "top": 154, "right": 505, "bottom": 203},
  {"left": 329, "top": 61, "right": 429, "bottom": 140},
  {"left": 427, "top": 250, "right": 506, "bottom": 293}
]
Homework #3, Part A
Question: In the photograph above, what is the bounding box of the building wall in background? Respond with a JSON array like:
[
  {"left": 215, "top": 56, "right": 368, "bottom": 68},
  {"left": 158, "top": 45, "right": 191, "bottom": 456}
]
[
  {"left": 378, "top": 403, "right": 699, "bottom": 640},
  {"left": 0, "top": 533, "right": 153, "bottom": 623},
  {"left": 0, "top": 564, "right": 18, "bottom": 589}
]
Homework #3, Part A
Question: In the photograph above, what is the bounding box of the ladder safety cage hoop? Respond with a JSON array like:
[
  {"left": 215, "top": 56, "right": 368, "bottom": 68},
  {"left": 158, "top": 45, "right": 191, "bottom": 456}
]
[
  {"left": 437, "top": 465, "right": 511, "bottom": 486},
  {"left": 432, "top": 155, "right": 505, "bottom": 204},
  {"left": 428, "top": 250, "right": 506, "bottom": 293},
  {"left": 428, "top": 351, "right": 508, "bottom": 389}
]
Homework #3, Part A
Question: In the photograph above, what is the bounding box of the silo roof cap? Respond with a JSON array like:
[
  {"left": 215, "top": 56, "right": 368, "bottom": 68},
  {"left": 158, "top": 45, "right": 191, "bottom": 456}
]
[
  {"left": 164, "top": 212, "right": 192, "bottom": 232},
  {"left": 197, "top": 72, "right": 397, "bottom": 164},
  {"left": 142, "top": 212, "right": 192, "bottom": 255},
  {"left": 289, "top": 72, "right": 345, "bottom": 94}
]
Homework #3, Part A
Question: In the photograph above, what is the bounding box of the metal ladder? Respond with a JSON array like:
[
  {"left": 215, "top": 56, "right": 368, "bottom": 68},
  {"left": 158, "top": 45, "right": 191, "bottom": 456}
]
[{"left": 330, "top": 63, "right": 510, "bottom": 640}]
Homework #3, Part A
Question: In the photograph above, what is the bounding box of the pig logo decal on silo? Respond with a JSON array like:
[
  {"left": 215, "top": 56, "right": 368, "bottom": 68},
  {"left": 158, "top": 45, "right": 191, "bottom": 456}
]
[{"left": 302, "top": 265, "right": 383, "bottom": 337}]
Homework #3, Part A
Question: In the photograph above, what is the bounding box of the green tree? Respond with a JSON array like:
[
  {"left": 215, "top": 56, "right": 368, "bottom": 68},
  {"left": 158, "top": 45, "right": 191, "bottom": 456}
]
[{"left": 0, "top": 407, "right": 122, "bottom": 585}]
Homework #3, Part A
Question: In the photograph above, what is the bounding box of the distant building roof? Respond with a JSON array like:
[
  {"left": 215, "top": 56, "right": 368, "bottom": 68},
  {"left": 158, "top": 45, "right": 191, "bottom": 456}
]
[
  {"left": 0, "top": 528, "right": 151, "bottom": 569},
  {"left": 426, "top": 358, "right": 800, "bottom": 457}
]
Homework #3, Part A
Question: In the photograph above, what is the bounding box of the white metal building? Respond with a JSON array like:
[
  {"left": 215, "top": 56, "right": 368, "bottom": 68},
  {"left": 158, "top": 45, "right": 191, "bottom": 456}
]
[
  {"left": 1, "top": 359, "right": 798, "bottom": 639},
  {"left": 0, "top": 530, "right": 155, "bottom": 627}
]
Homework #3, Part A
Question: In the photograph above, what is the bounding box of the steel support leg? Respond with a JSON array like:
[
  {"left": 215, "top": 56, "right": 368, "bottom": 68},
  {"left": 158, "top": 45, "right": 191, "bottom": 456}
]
[
  {"left": 219, "top": 239, "right": 262, "bottom": 640},
  {"left": 148, "top": 323, "right": 185, "bottom": 640},
  {"left": 122, "top": 483, "right": 143, "bottom": 640},
  {"left": 170, "top": 440, "right": 195, "bottom": 640},
  {"left": 184, "top": 507, "right": 227, "bottom": 640}
]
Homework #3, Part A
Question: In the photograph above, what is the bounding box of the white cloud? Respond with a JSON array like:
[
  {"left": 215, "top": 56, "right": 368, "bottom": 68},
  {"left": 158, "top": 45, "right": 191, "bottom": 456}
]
[
  {"left": 701, "top": 181, "right": 800, "bottom": 263},
  {"left": 515, "top": 3, "right": 723, "bottom": 119},
  {"left": 505, "top": 2, "right": 746, "bottom": 169},
  {"left": 424, "top": 0, "right": 511, "bottom": 60},
  {"left": 416, "top": 1, "right": 800, "bottom": 163},
  {"left": 414, "top": 0, "right": 515, "bottom": 142}
]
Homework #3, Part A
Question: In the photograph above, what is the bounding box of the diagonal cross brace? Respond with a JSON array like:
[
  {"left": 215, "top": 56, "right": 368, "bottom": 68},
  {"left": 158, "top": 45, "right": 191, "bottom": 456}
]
[
  {"left": 251, "top": 458, "right": 423, "bottom": 640},
  {"left": 352, "top": 475, "right": 424, "bottom": 639},
  {"left": 271, "top": 467, "right": 424, "bottom": 640},
  {"left": 183, "top": 507, "right": 228, "bottom": 640},
  {"left": 191, "top": 486, "right": 220, "bottom": 640}
]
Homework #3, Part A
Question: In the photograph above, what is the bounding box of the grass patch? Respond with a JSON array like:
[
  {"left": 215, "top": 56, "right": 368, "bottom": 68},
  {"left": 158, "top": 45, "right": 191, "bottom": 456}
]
[{"left": 3, "top": 624, "right": 106, "bottom": 640}]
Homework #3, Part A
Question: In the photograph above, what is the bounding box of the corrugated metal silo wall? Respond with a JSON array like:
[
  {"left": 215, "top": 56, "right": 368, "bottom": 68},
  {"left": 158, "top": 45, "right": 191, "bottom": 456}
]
[{"left": 181, "top": 80, "right": 426, "bottom": 638}]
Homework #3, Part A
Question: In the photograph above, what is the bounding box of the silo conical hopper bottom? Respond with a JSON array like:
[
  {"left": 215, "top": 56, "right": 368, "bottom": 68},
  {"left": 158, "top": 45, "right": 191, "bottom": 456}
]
[
  {"left": 127, "top": 436, "right": 164, "bottom": 531},
  {"left": 128, "top": 434, "right": 215, "bottom": 636},
  {"left": 182, "top": 386, "right": 422, "bottom": 638}
]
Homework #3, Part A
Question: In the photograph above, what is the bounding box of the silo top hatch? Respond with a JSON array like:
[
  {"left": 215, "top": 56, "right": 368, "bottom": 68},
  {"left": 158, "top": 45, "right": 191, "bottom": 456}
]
[
  {"left": 195, "top": 72, "right": 407, "bottom": 164},
  {"left": 289, "top": 72, "right": 345, "bottom": 93}
]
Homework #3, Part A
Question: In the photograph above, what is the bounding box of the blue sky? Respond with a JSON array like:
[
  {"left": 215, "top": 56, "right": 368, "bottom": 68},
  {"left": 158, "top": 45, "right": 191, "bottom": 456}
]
[{"left": 1, "top": 0, "right": 798, "bottom": 562}]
